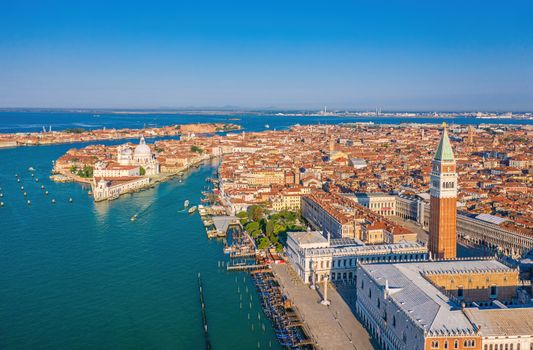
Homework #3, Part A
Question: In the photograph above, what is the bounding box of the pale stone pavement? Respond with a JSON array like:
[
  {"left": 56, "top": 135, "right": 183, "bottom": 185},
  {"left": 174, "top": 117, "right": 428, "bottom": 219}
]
[{"left": 272, "top": 264, "right": 376, "bottom": 350}]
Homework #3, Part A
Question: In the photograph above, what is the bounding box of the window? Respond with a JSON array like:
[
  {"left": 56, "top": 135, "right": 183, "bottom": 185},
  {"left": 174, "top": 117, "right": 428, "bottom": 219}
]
[
  {"left": 377, "top": 298, "right": 380, "bottom": 309},
  {"left": 361, "top": 280, "right": 364, "bottom": 289},
  {"left": 458, "top": 286, "right": 464, "bottom": 299},
  {"left": 431, "top": 340, "right": 439, "bottom": 349},
  {"left": 490, "top": 285, "right": 497, "bottom": 298},
  {"left": 444, "top": 340, "right": 448, "bottom": 349},
  {"left": 454, "top": 340, "right": 459, "bottom": 349},
  {"left": 368, "top": 288, "right": 372, "bottom": 299},
  {"left": 464, "top": 340, "right": 476, "bottom": 348},
  {"left": 392, "top": 316, "right": 396, "bottom": 328}
]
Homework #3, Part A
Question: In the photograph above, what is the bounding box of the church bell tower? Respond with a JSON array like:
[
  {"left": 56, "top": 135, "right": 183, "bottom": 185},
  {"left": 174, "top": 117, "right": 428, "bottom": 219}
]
[{"left": 429, "top": 123, "right": 458, "bottom": 260}]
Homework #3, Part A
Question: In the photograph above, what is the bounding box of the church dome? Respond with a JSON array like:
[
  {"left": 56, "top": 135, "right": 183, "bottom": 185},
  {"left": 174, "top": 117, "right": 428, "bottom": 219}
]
[{"left": 134, "top": 136, "right": 151, "bottom": 157}]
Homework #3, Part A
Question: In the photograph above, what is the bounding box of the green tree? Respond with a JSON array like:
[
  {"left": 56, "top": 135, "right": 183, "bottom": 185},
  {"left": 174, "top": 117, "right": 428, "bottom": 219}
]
[
  {"left": 65, "top": 128, "right": 86, "bottom": 134},
  {"left": 190, "top": 145, "right": 203, "bottom": 154},
  {"left": 77, "top": 165, "right": 93, "bottom": 178},
  {"left": 247, "top": 205, "right": 264, "bottom": 222},
  {"left": 245, "top": 221, "right": 260, "bottom": 232},
  {"left": 274, "top": 223, "right": 286, "bottom": 235},
  {"left": 265, "top": 220, "right": 275, "bottom": 236},
  {"left": 250, "top": 229, "right": 262, "bottom": 238},
  {"left": 258, "top": 237, "right": 270, "bottom": 250},
  {"left": 139, "top": 166, "right": 146, "bottom": 176}
]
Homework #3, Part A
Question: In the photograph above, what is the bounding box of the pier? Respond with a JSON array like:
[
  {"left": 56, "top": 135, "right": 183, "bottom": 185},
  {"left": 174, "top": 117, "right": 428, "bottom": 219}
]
[
  {"left": 226, "top": 263, "right": 268, "bottom": 271},
  {"left": 251, "top": 270, "right": 314, "bottom": 348}
]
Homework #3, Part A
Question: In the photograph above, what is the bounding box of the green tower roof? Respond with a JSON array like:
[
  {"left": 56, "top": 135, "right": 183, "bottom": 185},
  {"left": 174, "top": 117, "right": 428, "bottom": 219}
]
[{"left": 434, "top": 125, "right": 455, "bottom": 161}]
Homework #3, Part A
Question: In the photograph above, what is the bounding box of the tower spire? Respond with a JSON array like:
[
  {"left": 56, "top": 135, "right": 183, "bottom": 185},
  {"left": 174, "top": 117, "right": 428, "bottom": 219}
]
[{"left": 434, "top": 123, "right": 454, "bottom": 161}]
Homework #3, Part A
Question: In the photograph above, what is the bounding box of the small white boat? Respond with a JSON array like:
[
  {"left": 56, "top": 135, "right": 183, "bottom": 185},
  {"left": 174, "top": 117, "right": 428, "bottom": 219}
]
[
  {"left": 264, "top": 124, "right": 270, "bottom": 128},
  {"left": 28, "top": 167, "right": 35, "bottom": 172},
  {"left": 131, "top": 214, "right": 138, "bottom": 222},
  {"left": 184, "top": 200, "right": 190, "bottom": 208},
  {"left": 188, "top": 206, "right": 197, "bottom": 214}
]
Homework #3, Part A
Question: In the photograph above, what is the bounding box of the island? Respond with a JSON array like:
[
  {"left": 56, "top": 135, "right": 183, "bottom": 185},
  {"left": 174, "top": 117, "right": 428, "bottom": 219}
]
[{"left": 0, "top": 122, "right": 240, "bottom": 148}]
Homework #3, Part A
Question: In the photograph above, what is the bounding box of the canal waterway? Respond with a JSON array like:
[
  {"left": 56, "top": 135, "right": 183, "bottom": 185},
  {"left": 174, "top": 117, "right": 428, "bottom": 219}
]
[{"left": 0, "top": 142, "right": 281, "bottom": 349}]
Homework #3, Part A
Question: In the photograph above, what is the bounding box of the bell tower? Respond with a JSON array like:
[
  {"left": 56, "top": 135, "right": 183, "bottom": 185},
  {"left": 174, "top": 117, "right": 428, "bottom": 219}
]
[{"left": 429, "top": 123, "right": 457, "bottom": 259}]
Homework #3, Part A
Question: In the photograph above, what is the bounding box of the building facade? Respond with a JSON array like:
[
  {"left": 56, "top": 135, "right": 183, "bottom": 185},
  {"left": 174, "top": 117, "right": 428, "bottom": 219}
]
[
  {"left": 92, "top": 177, "right": 150, "bottom": 201},
  {"left": 285, "top": 230, "right": 428, "bottom": 285},
  {"left": 355, "top": 259, "right": 531, "bottom": 350}
]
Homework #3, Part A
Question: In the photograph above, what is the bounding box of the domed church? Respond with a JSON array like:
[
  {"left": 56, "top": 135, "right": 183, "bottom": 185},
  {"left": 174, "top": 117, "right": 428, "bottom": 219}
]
[{"left": 117, "top": 136, "right": 160, "bottom": 175}]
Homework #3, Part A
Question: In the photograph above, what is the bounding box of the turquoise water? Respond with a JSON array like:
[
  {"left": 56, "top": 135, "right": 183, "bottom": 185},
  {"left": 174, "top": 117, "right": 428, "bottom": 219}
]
[{"left": 0, "top": 144, "right": 281, "bottom": 349}]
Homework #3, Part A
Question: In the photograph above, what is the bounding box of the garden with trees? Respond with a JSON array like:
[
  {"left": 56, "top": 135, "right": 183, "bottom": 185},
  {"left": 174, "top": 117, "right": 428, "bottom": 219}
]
[{"left": 237, "top": 205, "right": 306, "bottom": 253}]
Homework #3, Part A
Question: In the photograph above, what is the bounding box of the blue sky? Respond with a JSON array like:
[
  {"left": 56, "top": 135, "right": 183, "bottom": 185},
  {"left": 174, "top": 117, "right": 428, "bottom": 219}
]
[{"left": 1, "top": 0, "right": 532, "bottom": 110}]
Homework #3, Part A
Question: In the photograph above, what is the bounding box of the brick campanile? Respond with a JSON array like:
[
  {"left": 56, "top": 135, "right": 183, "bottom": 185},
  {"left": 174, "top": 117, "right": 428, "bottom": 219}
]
[{"left": 429, "top": 123, "right": 457, "bottom": 259}]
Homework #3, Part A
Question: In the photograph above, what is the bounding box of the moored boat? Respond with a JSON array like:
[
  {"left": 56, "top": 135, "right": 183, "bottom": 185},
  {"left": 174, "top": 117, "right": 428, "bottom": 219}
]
[{"left": 188, "top": 206, "right": 197, "bottom": 214}]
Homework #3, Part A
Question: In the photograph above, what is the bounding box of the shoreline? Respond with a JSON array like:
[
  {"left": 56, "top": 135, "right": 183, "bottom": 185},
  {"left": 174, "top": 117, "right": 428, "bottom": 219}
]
[{"left": 53, "top": 154, "right": 216, "bottom": 202}]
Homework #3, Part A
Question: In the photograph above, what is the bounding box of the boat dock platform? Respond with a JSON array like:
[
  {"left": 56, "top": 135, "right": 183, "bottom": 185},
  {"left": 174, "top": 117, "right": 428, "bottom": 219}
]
[{"left": 227, "top": 263, "right": 268, "bottom": 271}]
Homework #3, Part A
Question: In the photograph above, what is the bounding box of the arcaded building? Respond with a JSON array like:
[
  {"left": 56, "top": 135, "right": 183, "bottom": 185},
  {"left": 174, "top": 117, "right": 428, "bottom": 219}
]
[{"left": 356, "top": 259, "right": 531, "bottom": 350}]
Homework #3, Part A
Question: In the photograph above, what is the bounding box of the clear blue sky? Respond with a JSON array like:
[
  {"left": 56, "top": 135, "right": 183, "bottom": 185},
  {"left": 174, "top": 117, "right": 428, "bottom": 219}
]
[{"left": 1, "top": 0, "right": 532, "bottom": 111}]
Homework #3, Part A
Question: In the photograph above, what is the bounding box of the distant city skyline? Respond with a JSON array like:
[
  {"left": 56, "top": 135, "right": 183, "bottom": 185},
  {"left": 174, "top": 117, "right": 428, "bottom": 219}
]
[{"left": 1, "top": 0, "right": 532, "bottom": 110}]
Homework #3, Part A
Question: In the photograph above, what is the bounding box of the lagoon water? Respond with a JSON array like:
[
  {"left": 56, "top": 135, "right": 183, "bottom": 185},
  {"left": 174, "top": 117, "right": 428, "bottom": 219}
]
[{"left": 0, "top": 112, "right": 530, "bottom": 349}]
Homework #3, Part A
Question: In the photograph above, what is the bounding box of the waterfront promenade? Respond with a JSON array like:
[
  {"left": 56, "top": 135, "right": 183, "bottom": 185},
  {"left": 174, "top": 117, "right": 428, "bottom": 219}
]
[{"left": 272, "top": 264, "right": 375, "bottom": 350}]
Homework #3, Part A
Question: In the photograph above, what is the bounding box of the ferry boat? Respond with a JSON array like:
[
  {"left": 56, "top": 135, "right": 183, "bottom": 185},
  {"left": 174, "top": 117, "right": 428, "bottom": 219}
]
[
  {"left": 188, "top": 206, "right": 197, "bottom": 214},
  {"left": 184, "top": 200, "right": 190, "bottom": 208}
]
